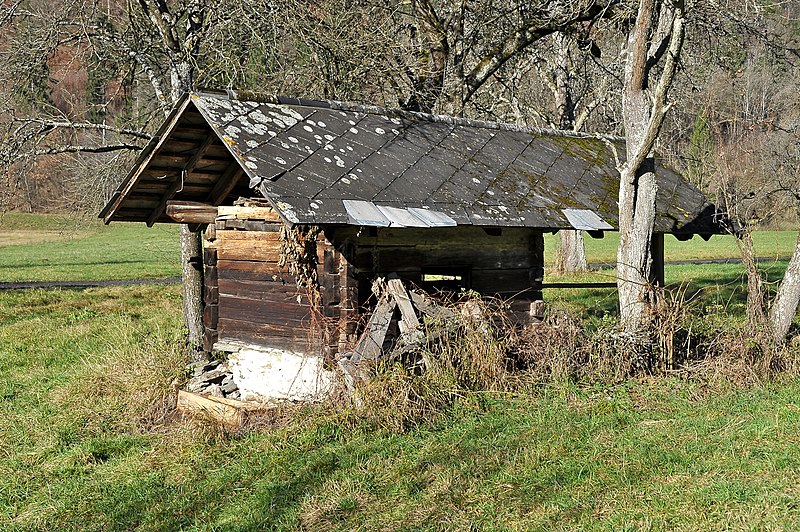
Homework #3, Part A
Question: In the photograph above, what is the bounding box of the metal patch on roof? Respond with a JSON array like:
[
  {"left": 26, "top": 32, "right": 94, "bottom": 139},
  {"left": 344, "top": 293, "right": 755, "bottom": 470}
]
[
  {"left": 376, "top": 205, "right": 428, "bottom": 227},
  {"left": 562, "top": 209, "right": 613, "bottom": 231},
  {"left": 406, "top": 207, "right": 457, "bottom": 227},
  {"left": 343, "top": 199, "right": 390, "bottom": 227}
]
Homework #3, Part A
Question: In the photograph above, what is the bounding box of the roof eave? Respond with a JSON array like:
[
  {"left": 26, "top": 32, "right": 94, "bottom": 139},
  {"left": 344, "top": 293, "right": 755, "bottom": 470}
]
[{"left": 98, "top": 93, "right": 194, "bottom": 224}]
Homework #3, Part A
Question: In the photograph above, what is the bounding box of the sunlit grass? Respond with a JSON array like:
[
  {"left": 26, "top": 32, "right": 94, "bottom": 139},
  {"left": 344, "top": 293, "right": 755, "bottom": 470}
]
[
  {"left": 3, "top": 216, "right": 800, "bottom": 529},
  {"left": 543, "top": 230, "right": 798, "bottom": 266},
  {"left": 0, "top": 213, "right": 179, "bottom": 282},
  {"left": 3, "top": 287, "right": 800, "bottom": 530}
]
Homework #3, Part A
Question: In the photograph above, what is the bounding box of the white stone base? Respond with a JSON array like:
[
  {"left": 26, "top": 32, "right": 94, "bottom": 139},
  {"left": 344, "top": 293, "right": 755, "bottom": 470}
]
[{"left": 215, "top": 341, "right": 335, "bottom": 403}]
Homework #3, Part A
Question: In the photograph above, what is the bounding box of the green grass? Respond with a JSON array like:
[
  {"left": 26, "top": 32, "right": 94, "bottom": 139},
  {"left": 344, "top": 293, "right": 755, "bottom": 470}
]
[
  {"left": 544, "top": 230, "right": 798, "bottom": 266},
  {"left": 3, "top": 285, "right": 800, "bottom": 529},
  {"left": 4, "top": 214, "right": 800, "bottom": 528},
  {"left": 0, "top": 213, "right": 180, "bottom": 282}
]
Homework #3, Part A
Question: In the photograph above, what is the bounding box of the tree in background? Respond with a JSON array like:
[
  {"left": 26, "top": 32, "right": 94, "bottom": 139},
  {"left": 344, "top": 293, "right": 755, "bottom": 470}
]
[
  {"left": 0, "top": 0, "right": 285, "bottom": 359},
  {"left": 677, "top": 0, "right": 800, "bottom": 344},
  {"left": 615, "top": 0, "right": 685, "bottom": 334}
]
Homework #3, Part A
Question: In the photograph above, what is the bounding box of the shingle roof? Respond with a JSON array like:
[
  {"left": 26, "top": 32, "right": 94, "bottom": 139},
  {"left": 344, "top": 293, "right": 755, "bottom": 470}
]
[{"left": 101, "top": 91, "right": 722, "bottom": 234}]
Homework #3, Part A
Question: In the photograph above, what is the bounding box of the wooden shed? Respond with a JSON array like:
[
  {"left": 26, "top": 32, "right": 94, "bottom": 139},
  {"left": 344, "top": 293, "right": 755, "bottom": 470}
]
[{"left": 101, "top": 91, "right": 723, "bottom": 399}]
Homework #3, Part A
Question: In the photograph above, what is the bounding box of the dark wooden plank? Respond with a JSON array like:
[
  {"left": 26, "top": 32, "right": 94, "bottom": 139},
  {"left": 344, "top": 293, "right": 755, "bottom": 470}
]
[
  {"left": 204, "top": 285, "right": 219, "bottom": 304},
  {"left": 470, "top": 268, "right": 536, "bottom": 295},
  {"left": 218, "top": 246, "right": 283, "bottom": 263},
  {"left": 218, "top": 295, "right": 313, "bottom": 325},
  {"left": 218, "top": 280, "right": 312, "bottom": 304},
  {"left": 203, "top": 246, "right": 217, "bottom": 266},
  {"left": 217, "top": 230, "right": 283, "bottom": 241},
  {"left": 203, "top": 303, "right": 219, "bottom": 327},
  {"left": 217, "top": 259, "right": 286, "bottom": 274},
  {"left": 219, "top": 268, "right": 292, "bottom": 284}
]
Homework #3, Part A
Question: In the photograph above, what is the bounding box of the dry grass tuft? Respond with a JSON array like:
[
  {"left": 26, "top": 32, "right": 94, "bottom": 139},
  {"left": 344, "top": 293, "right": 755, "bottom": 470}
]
[
  {"left": 62, "top": 321, "right": 188, "bottom": 435},
  {"left": 331, "top": 286, "right": 800, "bottom": 433}
]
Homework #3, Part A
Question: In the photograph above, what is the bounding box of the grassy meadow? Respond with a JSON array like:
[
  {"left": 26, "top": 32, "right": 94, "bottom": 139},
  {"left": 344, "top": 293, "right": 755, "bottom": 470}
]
[
  {"left": 0, "top": 213, "right": 180, "bottom": 282},
  {"left": 3, "top": 214, "right": 800, "bottom": 529}
]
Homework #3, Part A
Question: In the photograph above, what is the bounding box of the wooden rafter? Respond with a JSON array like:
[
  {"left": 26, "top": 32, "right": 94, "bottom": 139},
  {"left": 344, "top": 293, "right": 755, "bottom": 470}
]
[
  {"left": 206, "top": 163, "right": 244, "bottom": 206},
  {"left": 146, "top": 131, "right": 218, "bottom": 226},
  {"left": 101, "top": 96, "right": 193, "bottom": 224}
]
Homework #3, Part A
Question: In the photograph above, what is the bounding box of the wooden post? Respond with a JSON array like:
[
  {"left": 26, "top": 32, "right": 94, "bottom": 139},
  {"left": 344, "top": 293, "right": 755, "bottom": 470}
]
[
  {"left": 649, "top": 232, "right": 665, "bottom": 287},
  {"left": 530, "top": 230, "right": 545, "bottom": 319},
  {"left": 181, "top": 225, "right": 207, "bottom": 362}
]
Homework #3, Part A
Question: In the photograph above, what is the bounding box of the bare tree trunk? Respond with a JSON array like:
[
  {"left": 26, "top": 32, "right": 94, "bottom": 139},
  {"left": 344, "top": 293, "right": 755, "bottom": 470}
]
[
  {"left": 769, "top": 231, "right": 800, "bottom": 343},
  {"left": 550, "top": 34, "right": 587, "bottom": 274},
  {"left": 617, "top": 159, "right": 658, "bottom": 331},
  {"left": 555, "top": 230, "right": 588, "bottom": 274},
  {"left": 616, "top": 0, "right": 684, "bottom": 334},
  {"left": 735, "top": 229, "right": 766, "bottom": 334},
  {"left": 180, "top": 224, "right": 205, "bottom": 361}
]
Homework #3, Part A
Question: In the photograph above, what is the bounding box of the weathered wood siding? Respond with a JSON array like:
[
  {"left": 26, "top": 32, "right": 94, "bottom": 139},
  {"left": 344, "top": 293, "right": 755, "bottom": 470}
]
[
  {"left": 329, "top": 226, "right": 545, "bottom": 301},
  {"left": 204, "top": 215, "right": 323, "bottom": 354},
  {"left": 204, "top": 212, "right": 545, "bottom": 356},
  {"left": 318, "top": 242, "right": 359, "bottom": 356}
]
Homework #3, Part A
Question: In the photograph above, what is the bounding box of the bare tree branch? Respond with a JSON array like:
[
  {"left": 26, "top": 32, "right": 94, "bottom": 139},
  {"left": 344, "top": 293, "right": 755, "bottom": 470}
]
[
  {"left": 12, "top": 118, "right": 153, "bottom": 140},
  {"left": 35, "top": 143, "right": 144, "bottom": 155}
]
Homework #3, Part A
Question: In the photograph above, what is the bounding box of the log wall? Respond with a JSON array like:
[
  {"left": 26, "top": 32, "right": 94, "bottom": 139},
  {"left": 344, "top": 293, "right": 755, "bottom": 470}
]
[
  {"left": 203, "top": 205, "right": 545, "bottom": 357},
  {"left": 203, "top": 213, "right": 324, "bottom": 354}
]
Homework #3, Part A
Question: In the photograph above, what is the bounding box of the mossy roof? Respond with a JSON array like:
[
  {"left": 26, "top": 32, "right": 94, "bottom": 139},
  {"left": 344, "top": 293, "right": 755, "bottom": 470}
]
[{"left": 101, "top": 91, "right": 723, "bottom": 235}]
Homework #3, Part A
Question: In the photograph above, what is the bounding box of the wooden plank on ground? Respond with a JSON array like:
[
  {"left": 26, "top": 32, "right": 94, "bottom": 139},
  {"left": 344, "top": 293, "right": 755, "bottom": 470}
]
[{"left": 176, "top": 390, "right": 244, "bottom": 428}]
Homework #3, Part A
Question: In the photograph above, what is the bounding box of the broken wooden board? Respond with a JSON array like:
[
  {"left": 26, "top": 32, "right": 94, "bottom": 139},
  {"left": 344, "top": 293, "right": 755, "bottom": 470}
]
[
  {"left": 176, "top": 390, "right": 271, "bottom": 428},
  {"left": 409, "top": 289, "right": 455, "bottom": 321},
  {"left": 386, "top": 278, "right": 420, "bottom": 333},
  {"left": 351, "top": 295, "right": 397, "bottom": 362}
]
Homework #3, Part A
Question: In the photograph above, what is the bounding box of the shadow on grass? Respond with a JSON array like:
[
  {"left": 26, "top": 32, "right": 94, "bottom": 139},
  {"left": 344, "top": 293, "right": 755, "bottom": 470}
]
[{"left": 0, "top": 259, "right": 152, "bottom": 269}]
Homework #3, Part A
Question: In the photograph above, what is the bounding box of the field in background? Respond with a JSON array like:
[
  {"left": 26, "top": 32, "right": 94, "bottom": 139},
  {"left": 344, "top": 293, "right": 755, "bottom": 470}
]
[
  {"left": 4, "top": 214, "right": 800, "bottom": 528},
  {"left": 544, "top": 229, "right": 798, "bottom": 265},
  {"left": 0, "top": 213, "right": 180, "bottom": 282}
]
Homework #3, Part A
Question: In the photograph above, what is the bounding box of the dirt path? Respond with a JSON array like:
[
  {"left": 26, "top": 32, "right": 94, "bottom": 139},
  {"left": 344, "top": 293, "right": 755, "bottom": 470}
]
[
  {"left": 0, "top": 256, "right": 788, "bottom": 291},
  {"left": 589, "top": 256, "right": 789, "bottom": 270},
  {"left": 0, "top": 277, "right": 182, "bottom": 290}
]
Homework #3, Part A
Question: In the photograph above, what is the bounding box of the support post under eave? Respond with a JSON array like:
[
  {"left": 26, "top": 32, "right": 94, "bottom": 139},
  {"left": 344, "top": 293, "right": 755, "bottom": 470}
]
[
  {"left": 181, "top": 224, "right": 208, "bottom": 363},
  {"left": 649, "top": 232, "right": 665, "bottom": 288},
  {"left": 530, "top": 230, "right": 545, "bottom": 320}
]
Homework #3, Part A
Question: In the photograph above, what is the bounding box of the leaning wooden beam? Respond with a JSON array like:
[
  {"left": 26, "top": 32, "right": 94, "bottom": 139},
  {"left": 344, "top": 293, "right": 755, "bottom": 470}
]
[
  {"left": 351, "top": 295, "right": 397, "bottom": 362},
  {"left": 386, "top": 278, "right": 421, "bottom": 336},
  {"left": 166, "top": 201, "right": 219, "bottom": 224},
  {"left": 147, "top": 131, "right": 218, "bottom": 226}
]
